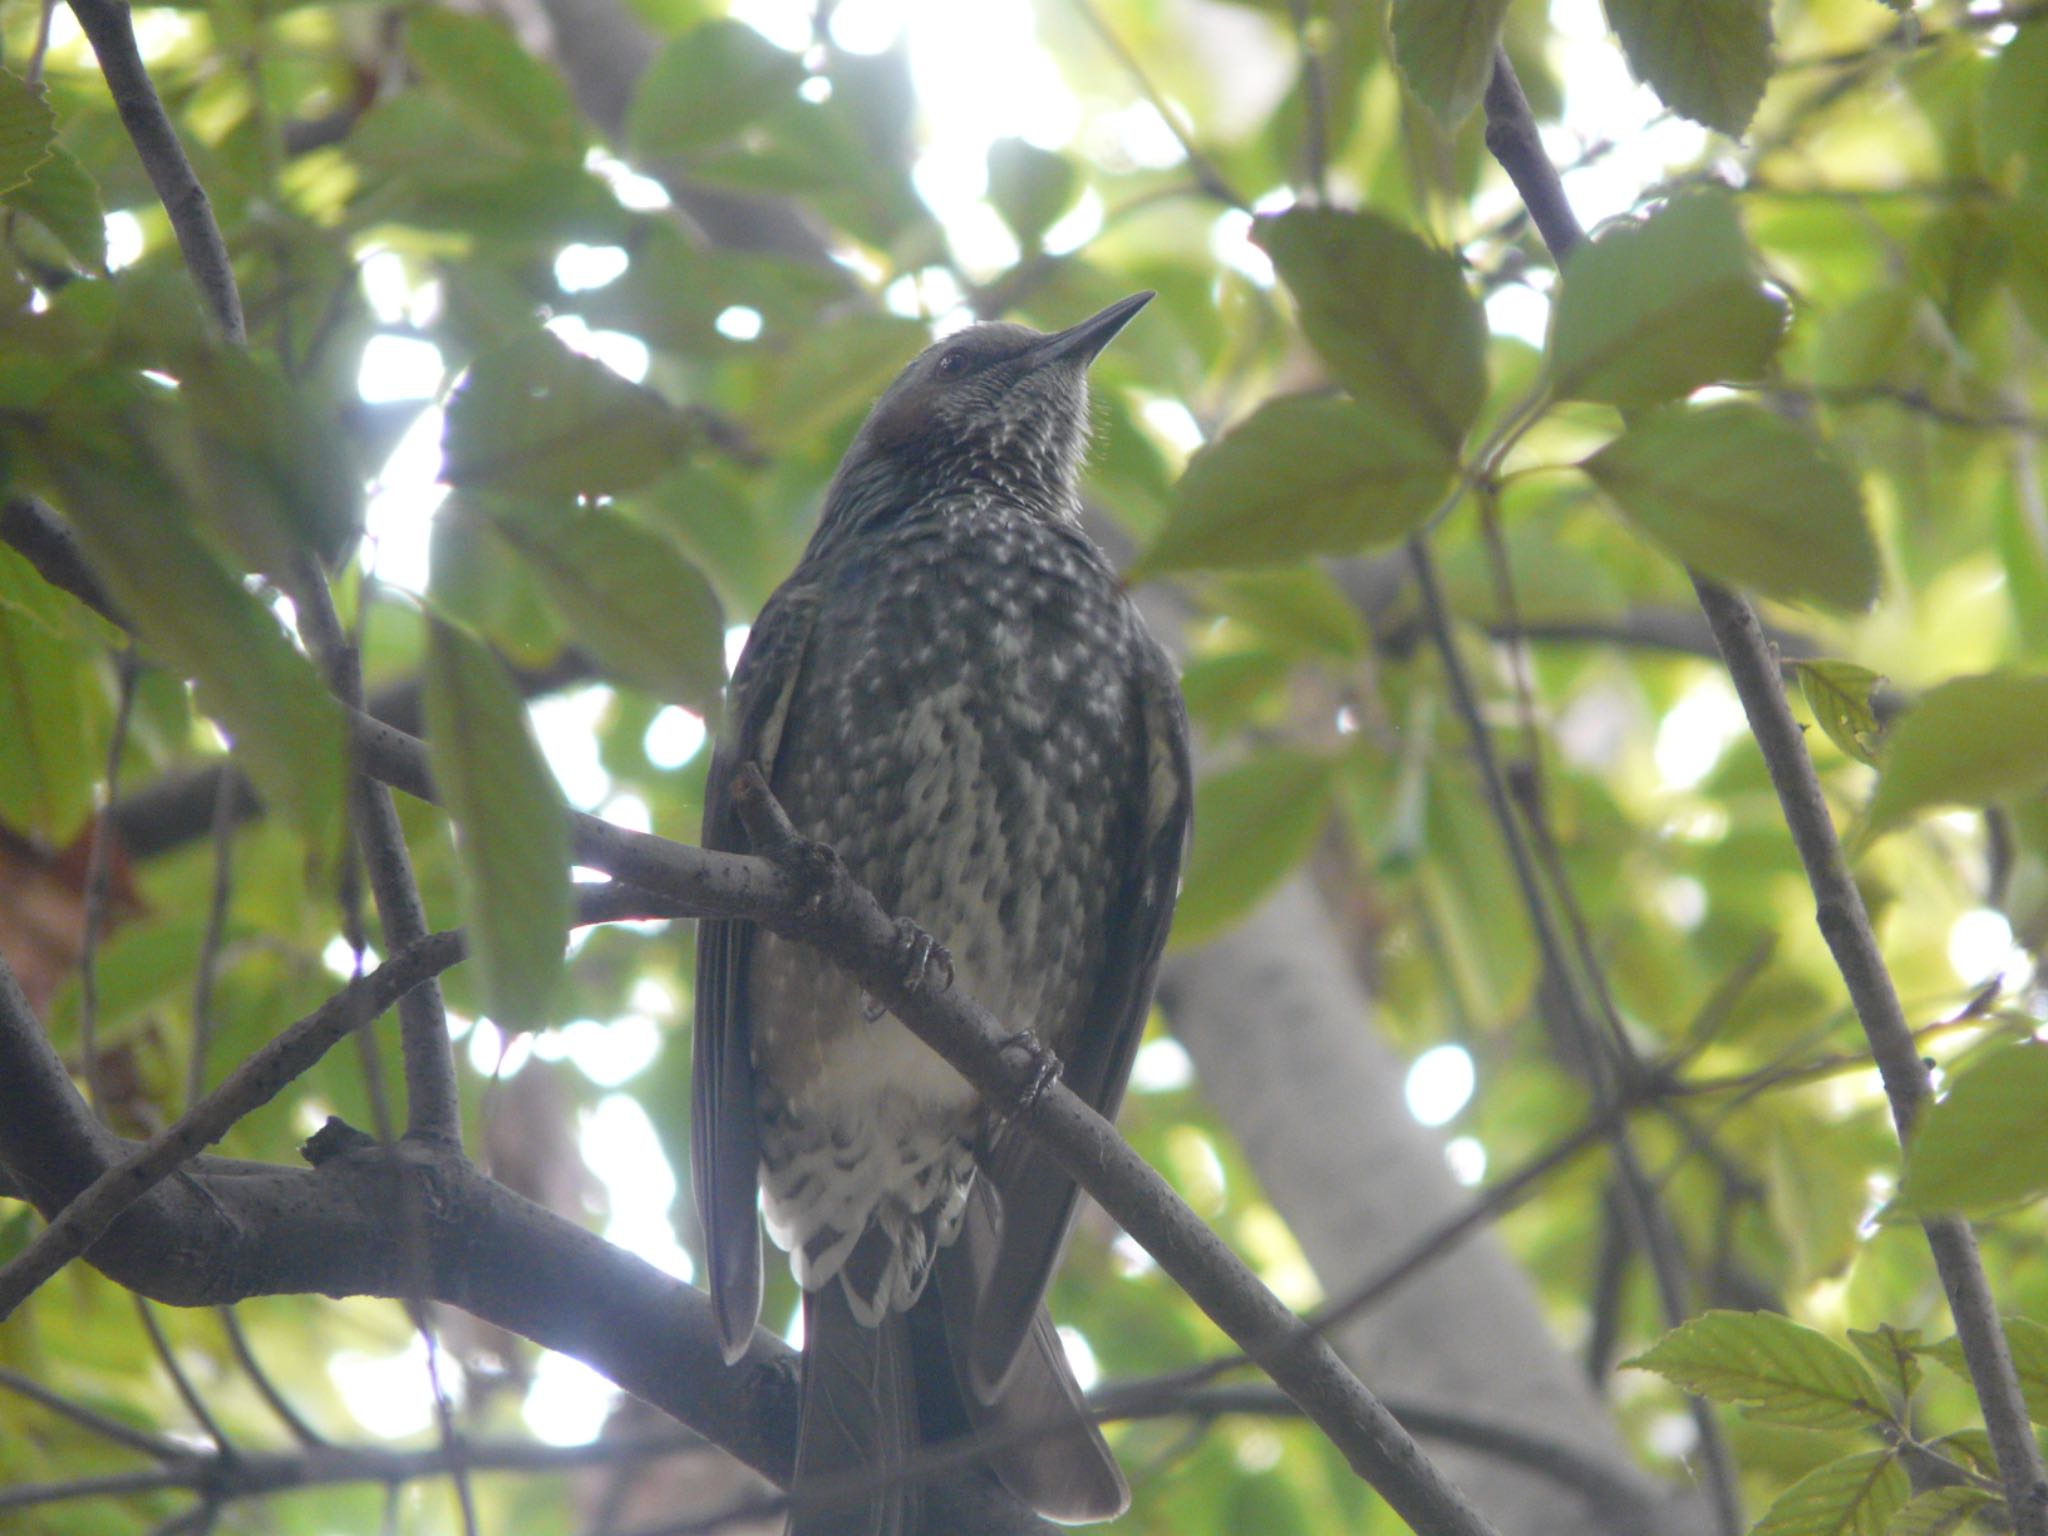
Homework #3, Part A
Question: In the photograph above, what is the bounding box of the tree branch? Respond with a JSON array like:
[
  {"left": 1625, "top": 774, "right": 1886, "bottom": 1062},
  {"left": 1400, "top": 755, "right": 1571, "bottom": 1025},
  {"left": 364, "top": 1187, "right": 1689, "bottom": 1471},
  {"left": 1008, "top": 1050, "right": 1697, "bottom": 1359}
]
[
  {"left": 66, "top": 0, "right": 245, "bottom": 343},
  {"left": 4, "top": 705, "right": 1503, "bottom": 1533},
  {"left": 1480, "top": 43, "right": 2048, "bottom": 1535}
]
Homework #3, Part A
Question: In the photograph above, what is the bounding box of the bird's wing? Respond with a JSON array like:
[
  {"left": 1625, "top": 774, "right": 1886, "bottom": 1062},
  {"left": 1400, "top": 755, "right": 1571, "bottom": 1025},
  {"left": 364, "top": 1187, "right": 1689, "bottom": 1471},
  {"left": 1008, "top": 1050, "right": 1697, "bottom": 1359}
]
[
  {"left": 694, "top": 580, "right": 821, "bottom": 1364},
  {"left": 967, "top": 634, "right": 1193, "bottom": 1400}
]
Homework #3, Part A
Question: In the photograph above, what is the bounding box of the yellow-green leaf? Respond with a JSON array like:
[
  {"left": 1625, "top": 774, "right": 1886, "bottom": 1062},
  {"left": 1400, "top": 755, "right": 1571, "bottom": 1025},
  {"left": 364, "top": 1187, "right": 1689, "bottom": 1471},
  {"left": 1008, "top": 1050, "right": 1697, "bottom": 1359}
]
[
  {"left": 1751, "top": 1451, "right": 1909, "bottom": 1536},
  {"left": 1254, "top": 209, "right": 1487, "bottom": 455},
  {"left": 626, "top": 19, "right": 806, "bottom": 160},
  {"left": 486, "top": 501, "right": 725, "bottom": 714},
  {"left": 1865, "top": 673, "right": 2048, "bottom": 837},
  {"left": 423, "top": 618, "right": 571, "bottom": 1032},
  {"left": 1925, "top": 1316, "right": 2048, "bottom": 1425},
  {"left": 1899, "top": 1045, "right": 2048, "bottom": 1216},
  {"left": 1884, "top": 1486, "right": 1997, "bottom": 1536},
  {"left": 1605, "top": 0, "right": 1774, "bottom": 136},
  {"left": 444, "top": 333, "right": 692, "bottom": 499},
  {"left": 0, "top": 69, "right": 54, "bottom": 198},
  {"left": 0, "top": 543, "right": 100, "bottom": 843},
  {"left": 1549, "top": 192, "right": 1786, "bottom": 407},
  {"left": 1171, "top": 750, "right": 1338, "bottom": 949},
  {"left": 1143, "top": 395, "right": 1455, "bottom": 574},
  {"left": 1390, "top": 0, "right": 1513, "bottom": 129},
  {"left": 1797, "top": 660, "right": 1885, "bottom": 767},
  {"left": 1624, "top": 1311, "right": 1893, "bottom": 1429},
  {"left": 1583, "top": 402, "right": 1878, "bottom": 613}
]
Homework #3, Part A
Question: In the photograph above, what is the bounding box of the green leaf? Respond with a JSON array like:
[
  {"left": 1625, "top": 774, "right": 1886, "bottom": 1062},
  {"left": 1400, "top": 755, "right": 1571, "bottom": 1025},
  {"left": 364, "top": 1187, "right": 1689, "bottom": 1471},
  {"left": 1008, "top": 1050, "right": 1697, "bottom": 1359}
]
[
  {"left": 485, "top": 502, "right": 725, "bottom": 714},
  {"left": 1390, "top": 0, "right": 1513, "bottom": 128},
  {"left": 1171, "top": 750, "right": 1338, "bottom": 949},
  {"left": 987, "top": 138, "right": 1080, "bottom": 249},
  {"left": 1205, "top": 567, "right": 1368, "bottom": 661},
  {"left": 1254, "top": 209, "right": 1488, "bottom": 454},
  {"left": 1847, "top": 1325, "right": 1923, "bottom": 1405},
  {"left": 1750, "top": 1450, "right": 1909, "bottom": 1536},
  {"left": 1604, "top": 0, "right": 1774, "bottom": 136},
  {"left": 1582, "top": 402, "right": 1878, "bottom": 613},
  {"left": 32, "top": 386, "right": 346, "bottom": 849},
  {"left": 626, "top": 19, "right": 807, "bottom": 159},
  {"left": 179, "top": 351, "right": 362, "bottom": 580},
  {"left": 423, "top": 618, "right": 571, "bottom": 1033},
  {"left": 1884, "top": 1486, "right": 1998, "bottom": 1536},
  {"left": 407, "top": 8, "right": 584, "bottom": 160},
  {"left": 444, "top": 333, "right": 692, "bottom": 499},
  {"left": 1985, "top": 22, "right": 2048, "bottom": 188},
  {"left": 1926, "top": 1316, "right": 2048, "bottom": 1424},
  {"left": 1143, "top": 396, "right": 1456, "bottom": 573},
  {"left": 1865, "top": 673, "right": 2048, "bottom": 836},
  {"left": 1899, "top": 1044, "right": 2048, "bottom": 1215},
  {"left": 0, "top": 69, "right": 54, "bottom": 198},
  {"left": 0, "top": 543, "right": 100, "bottom": 843},
  {"left": 1549, "top": 192, "right": 1786, "bottom": 407},
  {"left": 1, "top": 142, "right": 105, "bottom": 273},
  {"left": 1797, "top": 661, "right": 1885, "bottom": 767},
  {"left": 1623, "top": 1311, "right": 1893, "bottom": 1429}
]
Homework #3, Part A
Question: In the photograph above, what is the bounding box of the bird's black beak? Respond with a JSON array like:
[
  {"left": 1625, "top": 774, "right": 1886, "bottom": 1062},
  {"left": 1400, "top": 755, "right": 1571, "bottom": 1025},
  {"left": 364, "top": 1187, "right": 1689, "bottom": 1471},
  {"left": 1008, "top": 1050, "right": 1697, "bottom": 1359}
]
[{"left": 1029, "top": 291, "right": 1154, "bottom": 369}]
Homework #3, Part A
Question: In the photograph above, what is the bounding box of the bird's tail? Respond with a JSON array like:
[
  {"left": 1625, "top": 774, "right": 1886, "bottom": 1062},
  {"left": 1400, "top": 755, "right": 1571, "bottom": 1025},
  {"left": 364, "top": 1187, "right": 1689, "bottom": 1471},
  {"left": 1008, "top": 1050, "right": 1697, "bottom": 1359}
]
[
  {"left": 791, "top": 1283, "right": 919, "bottom": 1536},
  {"left": 789, "top": 1184, "right": 1127, "bottom": 1535}
]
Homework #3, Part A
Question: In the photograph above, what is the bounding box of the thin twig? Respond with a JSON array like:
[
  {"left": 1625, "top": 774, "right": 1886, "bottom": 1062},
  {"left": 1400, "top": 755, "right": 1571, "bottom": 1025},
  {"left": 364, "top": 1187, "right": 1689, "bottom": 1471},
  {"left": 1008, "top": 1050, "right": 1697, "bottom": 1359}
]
[
  {"left": 136, "top": 1297, "right": 237, "bottom": 1457},
  {"left": 186, "top": 765, "right": 240, "bottom": 1109},
  {"left": 0, "top": 1365, "right": 188, "bottom": 1461},
  {"left": 218, "top": 1307, "right": 328, "bottom": 1447},
  {"left": 77, "top": 646, "right": 141, "bottom": 1117},
  {"left": 1406, "top": 534, "right": 1745, "bottom": 1535},
  {"left": 64, "top": 0, "right": 246, "bottom": 343},
  {"left": 1063, "top": 0, "right": 1250, "bottom": 210},
  {"left": 1476, "top": 39, "right": 2048, "bottom": 1533},
  {"left": 0, "top": 928, "right": 465, "bottom": 1320}
]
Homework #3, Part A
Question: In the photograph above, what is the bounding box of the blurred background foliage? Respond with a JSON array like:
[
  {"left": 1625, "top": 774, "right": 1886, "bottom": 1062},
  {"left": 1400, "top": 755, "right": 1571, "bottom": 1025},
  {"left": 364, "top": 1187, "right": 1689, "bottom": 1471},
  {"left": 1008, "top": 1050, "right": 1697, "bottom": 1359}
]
[{"left": 1, "top": 0, "right": 2046, "bottom": 1531}]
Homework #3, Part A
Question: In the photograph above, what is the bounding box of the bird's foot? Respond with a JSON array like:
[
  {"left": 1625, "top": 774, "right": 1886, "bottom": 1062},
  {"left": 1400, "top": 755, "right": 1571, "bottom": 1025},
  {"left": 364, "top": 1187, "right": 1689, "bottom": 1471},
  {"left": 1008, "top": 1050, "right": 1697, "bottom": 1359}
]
[
  {"left": 895, "top": 917, "right": 954, "bottom": 994},
  {"left": 995, "top": 1030, "right": 1064, "bottom": 1118},
  {"left": 861, "top": 918, "right": 953, "bottom": 1021}
]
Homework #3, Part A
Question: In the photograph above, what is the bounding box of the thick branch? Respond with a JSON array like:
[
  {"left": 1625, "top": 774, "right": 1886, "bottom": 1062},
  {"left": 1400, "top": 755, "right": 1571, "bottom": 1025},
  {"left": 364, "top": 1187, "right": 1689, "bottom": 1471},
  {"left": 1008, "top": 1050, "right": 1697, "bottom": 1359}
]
[{"left": 1480, "top": 44, "right": 2048, "bottom": 1534}]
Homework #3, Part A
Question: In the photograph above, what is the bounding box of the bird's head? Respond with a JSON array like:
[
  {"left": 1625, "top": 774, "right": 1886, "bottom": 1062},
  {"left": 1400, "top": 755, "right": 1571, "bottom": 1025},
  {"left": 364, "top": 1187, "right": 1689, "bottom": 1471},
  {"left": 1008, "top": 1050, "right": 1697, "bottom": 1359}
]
[{"left": 820, "top": 292, "right": 1153, "bottom": 532}]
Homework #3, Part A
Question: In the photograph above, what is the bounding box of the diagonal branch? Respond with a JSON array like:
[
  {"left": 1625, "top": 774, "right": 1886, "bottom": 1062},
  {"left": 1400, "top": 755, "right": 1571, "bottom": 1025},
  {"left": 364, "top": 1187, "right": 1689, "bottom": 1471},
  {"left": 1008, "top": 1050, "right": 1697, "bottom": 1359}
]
[{"left": 1480, "top": 44, "right": 2048, "bottom": 1535}]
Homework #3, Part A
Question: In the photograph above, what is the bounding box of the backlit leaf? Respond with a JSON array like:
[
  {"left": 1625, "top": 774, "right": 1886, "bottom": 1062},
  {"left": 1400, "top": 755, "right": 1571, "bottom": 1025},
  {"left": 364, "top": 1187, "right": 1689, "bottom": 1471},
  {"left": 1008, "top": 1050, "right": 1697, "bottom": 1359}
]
[
  {"left": 486, "top": 502, "right": 725, "bottom": 714},
  {"left": 1583, "top": 403, "right": 1878, "bottom": 612},
  {"left": 1751, "top": 1451, "right": 1908, "bottom": 1536},
  {"left": 0, "top": 69, "right": 54, "bottom": 198},
  {"left": 1144, "top": 395, "right": 1455, "bottom": 573},
  {"left": 1797, "top": 661, "right": 1885, "bottom": 767},
  {"left": 423, "top": 618, "right": 571, "bottom": 1032},
  {"left": 1604, "top": 0, "right": 1774, "bottom": 136},
  {"left": 1390, "top": 0, "right": 1513, "bottom": 129},
  {"left": 1865, "top": 673, "right": 2048, "bottom": 837},
  {"left": 1255, "top": 209, "right": 1487, "bottom": 454},
  {"left": 1172, "top": 750, "right": 1338, "bottom": 948},
  {"left": 1924, "top": 1315, "right": 2048, "bottom": 1425},
  {"left": 445, "top": 333, "right": 692, "bottom": 498},
  {"left": 1625, "top": 1311, "right": 1893, "bottom": 1429},
  {"left": 627, "top": 19, "right": 807, "bottom": 160},
  {"left": 1899, "top": 1044, "right": 2048, "bottom": 1216},
  {"left": 1549, "top": 192, "right": 1785, "bottom": 407}
]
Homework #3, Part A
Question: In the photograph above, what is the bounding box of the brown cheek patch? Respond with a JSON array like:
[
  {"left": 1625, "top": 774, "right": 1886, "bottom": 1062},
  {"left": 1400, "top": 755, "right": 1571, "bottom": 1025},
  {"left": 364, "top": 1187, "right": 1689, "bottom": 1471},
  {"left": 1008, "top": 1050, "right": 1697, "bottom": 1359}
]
[{"left": 867, "top": 378, "right": 938, "bottom": 451}]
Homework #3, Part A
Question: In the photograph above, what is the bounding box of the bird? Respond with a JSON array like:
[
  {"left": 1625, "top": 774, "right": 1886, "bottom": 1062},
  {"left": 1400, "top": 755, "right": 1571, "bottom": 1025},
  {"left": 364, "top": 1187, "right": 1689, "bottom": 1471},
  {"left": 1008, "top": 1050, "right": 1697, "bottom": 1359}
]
[{"left": 692, "top": 291, "right": 1191, "bottom": 1535}]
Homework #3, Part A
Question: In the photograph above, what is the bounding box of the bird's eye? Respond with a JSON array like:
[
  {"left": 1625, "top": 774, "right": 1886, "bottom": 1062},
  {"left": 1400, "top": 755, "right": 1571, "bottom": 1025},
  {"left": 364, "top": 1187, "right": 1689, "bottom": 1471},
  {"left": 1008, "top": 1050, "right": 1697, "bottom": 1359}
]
[{"left": 935, "top": 350, "right": 967, "bottom": 378}]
